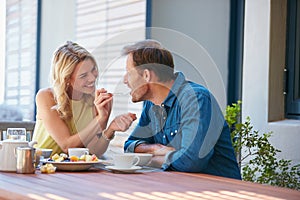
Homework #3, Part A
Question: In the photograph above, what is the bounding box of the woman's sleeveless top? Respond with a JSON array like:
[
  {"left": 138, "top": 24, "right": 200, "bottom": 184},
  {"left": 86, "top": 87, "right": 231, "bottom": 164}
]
[{"left": 32, "top": 100, "right": 94, "bottom": 156}]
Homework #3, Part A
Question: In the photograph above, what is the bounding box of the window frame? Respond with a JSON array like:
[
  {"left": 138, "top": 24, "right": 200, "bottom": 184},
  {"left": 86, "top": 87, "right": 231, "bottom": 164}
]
[
  {"left": 286, "top": 0, "right": 300, "bottom": 119},
  {"left": 3, "top": 0, "right": 38, "bottom": 121}
]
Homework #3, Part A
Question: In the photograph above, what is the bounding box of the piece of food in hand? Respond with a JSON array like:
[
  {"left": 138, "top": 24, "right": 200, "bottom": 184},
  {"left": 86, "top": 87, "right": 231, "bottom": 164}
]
[{"left": 129, "top": 113, "right": 137, "bottom": 120}]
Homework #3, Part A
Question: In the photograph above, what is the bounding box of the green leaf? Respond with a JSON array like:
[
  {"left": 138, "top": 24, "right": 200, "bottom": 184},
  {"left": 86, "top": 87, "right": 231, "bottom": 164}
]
[{"left": 224, "top": 101, "right": 300, "bottom": 190}]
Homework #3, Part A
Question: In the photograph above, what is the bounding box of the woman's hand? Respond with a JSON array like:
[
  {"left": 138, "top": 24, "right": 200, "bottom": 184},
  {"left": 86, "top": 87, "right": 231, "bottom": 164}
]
[{"left": 94, "top": 88, "right": 113, "bottom": 121}]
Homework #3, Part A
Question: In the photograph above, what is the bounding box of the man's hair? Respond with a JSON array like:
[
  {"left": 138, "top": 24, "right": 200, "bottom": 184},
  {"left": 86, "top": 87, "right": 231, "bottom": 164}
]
[
  {"left": 121, "top": 39, "right": 163, "bottom": 56},
  {"left": 122, "top": 39, "right": 176, "bottom": 82}
]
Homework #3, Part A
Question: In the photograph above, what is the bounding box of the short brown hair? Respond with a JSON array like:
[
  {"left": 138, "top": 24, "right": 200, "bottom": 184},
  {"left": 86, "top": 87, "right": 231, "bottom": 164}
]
[{"left": 123, "top": 40, "right": 176, "bottom": 82}]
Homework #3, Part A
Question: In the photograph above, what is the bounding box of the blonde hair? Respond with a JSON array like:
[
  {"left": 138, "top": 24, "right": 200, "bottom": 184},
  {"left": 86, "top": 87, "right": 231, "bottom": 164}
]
[{"left": 50, "top": 41, "right": 98, "bottom": 119}]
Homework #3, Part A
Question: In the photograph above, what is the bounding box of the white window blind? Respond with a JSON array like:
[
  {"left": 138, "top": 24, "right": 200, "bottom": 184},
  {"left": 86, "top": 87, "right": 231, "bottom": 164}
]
[
  {"left": 75, "top": 0, "right": 146, "bottom": 120},
  {"left": 4, "top": 0, "right": 37, "bottom": 121}
]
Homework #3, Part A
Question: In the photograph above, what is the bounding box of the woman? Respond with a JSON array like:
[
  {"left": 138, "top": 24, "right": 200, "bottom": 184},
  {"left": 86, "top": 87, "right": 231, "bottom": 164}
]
[{"left": 32, "top": 41, "right": 136, "bottom": 157}]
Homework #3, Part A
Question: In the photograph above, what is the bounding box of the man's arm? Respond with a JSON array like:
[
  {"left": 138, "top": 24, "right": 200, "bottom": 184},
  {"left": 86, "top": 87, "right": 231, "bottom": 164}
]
[
  {"left": 163, "top": 91, "right": 224, "bottom": 172},
  {"left": 135, "top": 143, "right": 175, "bottom": 168},
  {"left": 135, "top": 143, "right": 175, "bottom": 155}
]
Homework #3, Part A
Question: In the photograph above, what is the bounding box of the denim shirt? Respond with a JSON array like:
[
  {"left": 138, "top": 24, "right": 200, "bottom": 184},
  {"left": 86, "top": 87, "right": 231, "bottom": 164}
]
[{"left": 124, "top": 72, "right": 241, "bottom": 179}]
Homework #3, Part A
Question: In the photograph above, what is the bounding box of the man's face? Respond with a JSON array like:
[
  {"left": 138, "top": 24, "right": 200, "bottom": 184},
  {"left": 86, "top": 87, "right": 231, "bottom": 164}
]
[{"left": 123, "top": 53, "right": 149, "bottom": 102}]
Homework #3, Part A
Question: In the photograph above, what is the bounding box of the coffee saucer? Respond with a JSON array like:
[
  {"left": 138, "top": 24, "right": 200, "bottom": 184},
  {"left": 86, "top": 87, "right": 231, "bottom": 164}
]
[{"left": 105, "top": 165, "right": 142, "bottom": 173}]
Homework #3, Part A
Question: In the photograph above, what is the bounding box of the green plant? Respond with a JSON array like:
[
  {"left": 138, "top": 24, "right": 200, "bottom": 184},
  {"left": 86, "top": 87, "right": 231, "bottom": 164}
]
[{"left": 225, "top": 101, "right": 300, "bottom": 190}]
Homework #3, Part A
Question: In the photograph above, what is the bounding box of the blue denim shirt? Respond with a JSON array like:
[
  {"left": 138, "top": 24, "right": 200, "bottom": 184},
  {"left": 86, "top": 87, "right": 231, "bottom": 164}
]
[{"left": 124, "top": 72, "right": 241, "bottom": 179}]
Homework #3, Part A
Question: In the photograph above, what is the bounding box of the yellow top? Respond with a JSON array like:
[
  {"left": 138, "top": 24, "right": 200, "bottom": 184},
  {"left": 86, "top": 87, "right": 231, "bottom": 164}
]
[{"left": 32, "top": 100, "right": 94, "bottom": 156}]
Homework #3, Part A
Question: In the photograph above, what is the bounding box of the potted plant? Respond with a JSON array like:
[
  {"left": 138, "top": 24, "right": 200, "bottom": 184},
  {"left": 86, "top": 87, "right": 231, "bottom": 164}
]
[{"left": 225, "top": 101, "right": 300, "bottom": 190}]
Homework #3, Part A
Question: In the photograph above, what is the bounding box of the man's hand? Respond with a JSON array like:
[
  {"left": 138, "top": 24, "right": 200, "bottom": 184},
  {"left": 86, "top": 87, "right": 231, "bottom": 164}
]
[
  {"left": 151, "top": 144, "right": 175, "bottom": 156},
  {"left": 135, "top": 143, "right": 175, "bottom": 156},
  {"left": 108, "top": 112, "right": 137, "bottom": 132},
  {"left": 134, "top": 144, "right": 175, "bottom": 168}
]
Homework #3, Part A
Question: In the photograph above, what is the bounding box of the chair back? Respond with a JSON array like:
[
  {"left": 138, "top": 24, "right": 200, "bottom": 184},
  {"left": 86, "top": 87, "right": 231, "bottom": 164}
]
[{"left": 0, "top": 121, "right": 36, "bottom": 141}]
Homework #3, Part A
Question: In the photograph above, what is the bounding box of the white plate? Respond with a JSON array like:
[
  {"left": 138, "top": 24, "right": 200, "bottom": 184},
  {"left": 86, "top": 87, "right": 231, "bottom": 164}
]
[
  {"left": 105, "top": 165, "right": 142, "bottom": 173},
  {"left": 41, "top": 160, "right": 102, "bottom": 171}
]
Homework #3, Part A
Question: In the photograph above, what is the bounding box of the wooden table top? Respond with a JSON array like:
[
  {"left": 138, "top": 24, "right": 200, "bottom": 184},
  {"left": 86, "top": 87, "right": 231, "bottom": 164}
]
[{"left": 0, "top": 167, "right": 299, "bottom": 200}]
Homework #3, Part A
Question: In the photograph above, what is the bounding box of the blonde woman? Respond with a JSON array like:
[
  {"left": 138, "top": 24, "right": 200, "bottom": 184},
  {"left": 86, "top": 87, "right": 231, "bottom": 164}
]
[{"left": 32, "top": 41, "right": 136, "bottom": 157}]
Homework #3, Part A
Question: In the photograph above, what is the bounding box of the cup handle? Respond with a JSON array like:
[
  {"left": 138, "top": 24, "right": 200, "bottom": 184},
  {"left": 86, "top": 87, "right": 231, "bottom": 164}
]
[
  {"left": 132, "top": 156, "right": 140, "bottom": 166},
  {"left": 84, "top": 150, "right": 89, "bottom": 155}
]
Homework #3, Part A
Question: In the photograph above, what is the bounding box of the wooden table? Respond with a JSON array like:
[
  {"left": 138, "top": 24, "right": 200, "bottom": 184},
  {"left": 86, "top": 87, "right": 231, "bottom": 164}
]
[{"left": 0, "top": 168, "right": 299, "bottom": 200}]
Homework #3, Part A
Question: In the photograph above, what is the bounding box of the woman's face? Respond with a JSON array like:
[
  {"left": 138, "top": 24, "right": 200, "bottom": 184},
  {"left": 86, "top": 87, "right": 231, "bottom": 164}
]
[{"left": 69, "top": 58, "right": 98, "bottom": 100}]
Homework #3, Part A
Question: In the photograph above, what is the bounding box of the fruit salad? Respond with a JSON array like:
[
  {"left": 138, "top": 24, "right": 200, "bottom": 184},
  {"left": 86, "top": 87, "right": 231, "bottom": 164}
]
[{"left": 50, "top": 153, "right": 99, "bottom": 162}]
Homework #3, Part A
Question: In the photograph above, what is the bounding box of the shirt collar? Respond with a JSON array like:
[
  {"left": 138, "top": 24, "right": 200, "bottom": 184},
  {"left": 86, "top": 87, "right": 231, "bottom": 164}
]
[{"left": 162, "top": 72, "right": 186, "bottom": 108}]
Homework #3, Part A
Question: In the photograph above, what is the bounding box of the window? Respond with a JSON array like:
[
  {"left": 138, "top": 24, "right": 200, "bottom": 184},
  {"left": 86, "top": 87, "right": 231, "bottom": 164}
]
[
  {"left": 1, "top": 0, "right": 146, "bottom": 122},
  {"left": 286, "top": 0, "right": 300, "bottom": 119},
  {"left": 2, "top": 0, "right": 38, "bottom": 121},
  {"left": 75, "top": 0, "right": 146, "bottom": 118}
]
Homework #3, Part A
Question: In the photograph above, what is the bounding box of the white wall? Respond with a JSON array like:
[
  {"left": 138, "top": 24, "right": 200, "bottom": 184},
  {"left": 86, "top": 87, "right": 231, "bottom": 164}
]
[
  {"left": 0, "top": 1, "right": 6, "bottom": 103},
  {"left": 150, "top": 0, "right": 230, "bottom": 110},
  {"left": 38, "top": 0, "right": 230, "bottom": 109},
  {"left": 243, "top": 0, "right": 300, "bottom": 164},
  {"left": 39, "top": 0, "right": 76, "bottom": 89},
  {"left": 36, "top": 0, "right": 300, "bottom": 165}
]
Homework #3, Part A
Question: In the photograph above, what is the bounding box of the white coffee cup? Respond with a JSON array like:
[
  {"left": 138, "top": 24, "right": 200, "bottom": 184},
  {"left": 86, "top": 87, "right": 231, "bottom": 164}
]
[
  {"left": 124, "top": 153, "right": 153, "bottom": 166},
  {"left": 68, "top": 148, "right": 89, "bottom": 157},
  {"left": 113, "top": 154, "right": 140, "bottom": 168}
]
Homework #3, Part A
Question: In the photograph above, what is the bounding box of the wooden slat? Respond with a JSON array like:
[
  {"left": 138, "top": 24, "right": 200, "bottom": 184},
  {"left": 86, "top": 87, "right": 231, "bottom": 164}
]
[
  {"left": 0, "top": 170, "right": 299, "bottom": 200},
  {"left": 0, "top": 188, "right": 31, "bottom": 200}
]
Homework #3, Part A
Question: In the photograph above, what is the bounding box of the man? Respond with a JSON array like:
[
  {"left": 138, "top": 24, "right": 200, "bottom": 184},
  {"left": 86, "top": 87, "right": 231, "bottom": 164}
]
[{"left": 122, "top": 40, "right": 241, "bottom": 179}]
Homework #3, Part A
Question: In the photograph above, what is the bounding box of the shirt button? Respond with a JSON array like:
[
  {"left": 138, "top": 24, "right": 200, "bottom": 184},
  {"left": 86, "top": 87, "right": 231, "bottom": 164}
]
[
  {"left": 171, "top": 132, "right": 174, "bottom": 136},
  {"left": 175, "top": 130, "right": 178, "bottom": 133},
  {"left": 161, "top": 104, "right": 164, "bottom": 107},
  {"left": 163, "top": 135, "right": 166, "bottom": 138}
]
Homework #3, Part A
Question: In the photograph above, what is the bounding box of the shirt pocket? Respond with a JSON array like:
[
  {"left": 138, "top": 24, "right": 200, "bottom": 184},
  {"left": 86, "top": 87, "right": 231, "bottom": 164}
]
[{"left": 163, "top": 122, "right": 181, "bottom": 148}]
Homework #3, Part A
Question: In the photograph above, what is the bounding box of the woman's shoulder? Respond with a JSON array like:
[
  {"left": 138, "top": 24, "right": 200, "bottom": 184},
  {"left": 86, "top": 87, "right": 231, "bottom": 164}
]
[{"left": 36, "top": 88, "right": 55, "bottom": 104}]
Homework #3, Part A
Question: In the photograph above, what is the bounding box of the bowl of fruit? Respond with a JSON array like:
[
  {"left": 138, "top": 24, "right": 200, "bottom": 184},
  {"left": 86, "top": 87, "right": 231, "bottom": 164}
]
[{"left": 42, "top": 153, "right": 100, "bottom": 171}]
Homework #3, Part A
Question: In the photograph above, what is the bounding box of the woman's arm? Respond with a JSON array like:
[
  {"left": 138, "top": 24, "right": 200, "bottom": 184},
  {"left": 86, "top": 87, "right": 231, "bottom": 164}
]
[
  {"left": 86, "top": 113, "right": 137, "bottom": 157},
  {"left": 36, "top": 88, "right": 109, "bottom": 153}
]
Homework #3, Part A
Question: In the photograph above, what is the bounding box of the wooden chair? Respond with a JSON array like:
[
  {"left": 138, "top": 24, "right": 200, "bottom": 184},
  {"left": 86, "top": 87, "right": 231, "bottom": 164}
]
[{"left": 0, "top": 121, "right": 36, "bottom": 141}]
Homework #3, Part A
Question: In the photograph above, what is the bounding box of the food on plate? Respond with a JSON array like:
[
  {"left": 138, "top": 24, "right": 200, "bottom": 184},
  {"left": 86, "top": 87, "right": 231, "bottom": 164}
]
[
  {"left": 70, "top": 155, "right": 79, "bottom": 162},
  {"left": 79, "top": 154, "right": 98, "bottom": 162},
  {"left": 50, "top": 153, "right": 99, "bottom": 162},
  {"left": 40, "top": 163, "right": 56, "bottom": 173}
]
